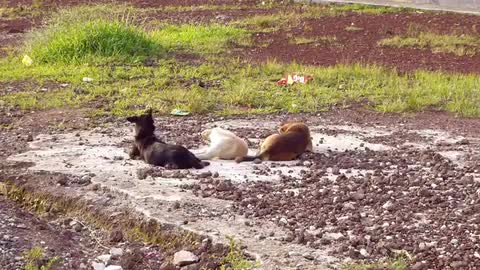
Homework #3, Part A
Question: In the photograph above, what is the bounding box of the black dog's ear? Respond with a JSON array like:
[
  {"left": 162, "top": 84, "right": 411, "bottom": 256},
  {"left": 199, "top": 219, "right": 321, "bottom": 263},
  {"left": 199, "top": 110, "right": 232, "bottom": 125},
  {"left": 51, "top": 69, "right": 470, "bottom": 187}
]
[
  {"left": 126, "top": 116, "right": 138, "bottom": 123},
  {"left": 146, "top": 108, "right": 153, "bottom": 116}
]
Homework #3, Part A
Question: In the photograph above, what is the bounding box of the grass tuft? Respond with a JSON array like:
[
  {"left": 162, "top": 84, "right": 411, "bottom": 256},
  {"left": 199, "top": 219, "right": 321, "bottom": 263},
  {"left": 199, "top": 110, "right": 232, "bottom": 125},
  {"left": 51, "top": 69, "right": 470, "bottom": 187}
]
[
  {"left": 289, "top": 36, "right": 337, "bottom": 46},
  {"left": 151, "top": 24, "right": 249, "bottom": 54},
  {"left": 330, "top": 3, "right": 409, "bottom": 14},
  {"left": 378, "top": 32, "right": 480, "bottom": 56},
  {"left": 23, "top": 246, "right": 59, "bottom": 270},
  {"left": 26, "top": 19, "right": 161, "bottom": 64}
]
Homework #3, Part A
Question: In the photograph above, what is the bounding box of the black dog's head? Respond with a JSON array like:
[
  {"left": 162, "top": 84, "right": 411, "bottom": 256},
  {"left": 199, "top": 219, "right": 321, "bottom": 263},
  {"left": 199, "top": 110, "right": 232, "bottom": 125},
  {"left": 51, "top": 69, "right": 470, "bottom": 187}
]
[{"left": 126, "top": 109, "right": 155, "bottom": 139}]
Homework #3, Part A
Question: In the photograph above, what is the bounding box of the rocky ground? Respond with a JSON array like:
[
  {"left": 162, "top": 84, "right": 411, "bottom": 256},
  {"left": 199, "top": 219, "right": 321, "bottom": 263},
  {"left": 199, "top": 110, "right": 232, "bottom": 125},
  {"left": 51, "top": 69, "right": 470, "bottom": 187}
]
[
  {"left": 1, "top": 109, "right": 479, "bottom": 269},
  {"left": 2, "top": 0, "right": 480, "bottom": 269}
]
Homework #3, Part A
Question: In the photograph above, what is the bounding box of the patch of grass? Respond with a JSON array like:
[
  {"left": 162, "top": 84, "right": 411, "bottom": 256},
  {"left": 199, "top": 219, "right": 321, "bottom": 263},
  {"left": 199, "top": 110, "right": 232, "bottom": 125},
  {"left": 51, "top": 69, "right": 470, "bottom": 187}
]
[
  {"left": 26, "top": 18, "right": 161, "bottom": 64},
  {"left": 151, "top": 24, "right": 249, "bottom": 54},
  {"left": 378, "top": 32, "right": 480, "bottom": 56},
  {"left": 0, "top": 6, "right": 42, "bottom": 19},
  {"left": 330, "top": 3, "right": 409, "bottom": 14},
  {"left": 235, "top": 13, "right": 295, "bottom": 32},
  {"left": 23, "top": 246, "right": 59, "bottom": 270},
  {"left": 289, "top": 36, "right": 337, "bottom": 46},
  {"left": 345, "top": 25, "right": 363, "bottom": 32},
  {"left": 220, "top": 236, "right": 260, "bottom": 270},
  {"left": 1, "top": 54, "right": 480, "bottom": 117},
  {"left": 342, "top": 254, "right": 410, "bottom": 270}
]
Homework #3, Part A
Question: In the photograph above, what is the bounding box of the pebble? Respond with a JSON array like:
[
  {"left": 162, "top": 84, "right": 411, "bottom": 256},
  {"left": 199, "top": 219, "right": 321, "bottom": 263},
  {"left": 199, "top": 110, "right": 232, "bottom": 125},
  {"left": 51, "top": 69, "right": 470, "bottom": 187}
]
[
  {"left": 105, "top": 266, "right": 123, "bottom": 270},
  {"left": 96, "top": 254, "right": 111, "bottom": 265},
  {"left": 302, "top": 253, "right": 314, "bottom": 260},
  {"left": 109, "top": 247, "right": 123, "bottom": 258},
  {"left": 173, "top": 250, "right": 199, "bottom": 267},
  {"left": 92, "top": 262, "right": 105, "bottom": 270}
]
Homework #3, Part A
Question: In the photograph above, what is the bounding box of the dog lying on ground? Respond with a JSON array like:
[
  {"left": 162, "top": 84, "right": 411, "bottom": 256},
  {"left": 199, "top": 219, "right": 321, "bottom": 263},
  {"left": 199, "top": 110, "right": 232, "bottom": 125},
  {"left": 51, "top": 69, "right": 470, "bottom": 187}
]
[
  {"left": 126, "top": 109, "right": 208, "bottom": 169},
  {"left": 236, "top": 122, "right": 313, "bottom": 162},
  {"left": 195, "top": 127, "right": 248, "bottom": 160}
]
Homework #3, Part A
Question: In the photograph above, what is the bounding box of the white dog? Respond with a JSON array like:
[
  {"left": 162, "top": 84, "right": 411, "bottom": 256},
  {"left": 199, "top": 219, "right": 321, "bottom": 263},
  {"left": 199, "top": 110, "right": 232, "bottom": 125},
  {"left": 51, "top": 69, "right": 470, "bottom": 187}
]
[{"left": 195, "top": 127, "right": 248, "bottom": 160}]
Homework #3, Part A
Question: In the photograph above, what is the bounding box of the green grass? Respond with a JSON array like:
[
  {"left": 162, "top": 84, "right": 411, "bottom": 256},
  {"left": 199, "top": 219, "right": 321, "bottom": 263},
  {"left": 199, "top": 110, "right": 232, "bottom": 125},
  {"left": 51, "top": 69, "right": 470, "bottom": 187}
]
[
  {"left": 378, "top": 32, "right": 480, "bottom": 56},
  {"left": 23, "top": 246, "right": 59, "bottom": 270},
  {"left": 345, "top": 26, "right": 363, "bottom": 32},
  {"left": 220, "top": 236, "right": 260, "bottom": 270},
  {"left": 24, "top": 5, "right": 160, "bottom": 64},
  {"left": 234, "top": 3, "right": 409, "bottom": 32},
  {"left": 342, "top": 254, "right": 410, "bottom": 270},
  {"left": 28, "top": 20, "right": 161, "bottom": 64},
  {"left": 22, "top": 5, "right": 249, "bottom": 64},
  {"left": 330, "top": 3, "right": 409, "bottom": 14},
  {"left": 151, "top": 24, "right": 249, "bottom": 53},
  {"left": 1, "top": 57, "right": 479, "bottom": 117},
  {"left": 289, "top": 36, "right": 337, "bottom": 46}
]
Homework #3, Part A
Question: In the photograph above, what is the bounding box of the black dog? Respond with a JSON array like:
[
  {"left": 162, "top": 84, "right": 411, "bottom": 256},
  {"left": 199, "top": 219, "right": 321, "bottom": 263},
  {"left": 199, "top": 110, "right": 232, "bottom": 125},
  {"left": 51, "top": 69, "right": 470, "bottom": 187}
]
[{"left": 126, "top": 109, "right": 208, "bottom": 169}]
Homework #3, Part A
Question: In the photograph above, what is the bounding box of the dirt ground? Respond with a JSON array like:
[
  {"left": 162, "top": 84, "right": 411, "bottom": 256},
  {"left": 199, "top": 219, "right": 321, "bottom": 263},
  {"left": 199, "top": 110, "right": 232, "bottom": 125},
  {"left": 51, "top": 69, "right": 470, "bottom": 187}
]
[{"left": 1, "top": 0, "right": 480, "bottom": 269}]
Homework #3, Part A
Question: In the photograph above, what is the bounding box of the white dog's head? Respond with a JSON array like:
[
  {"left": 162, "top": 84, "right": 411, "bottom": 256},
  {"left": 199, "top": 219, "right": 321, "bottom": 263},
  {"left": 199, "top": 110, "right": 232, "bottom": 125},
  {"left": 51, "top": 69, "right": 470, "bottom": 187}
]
[{"left": 201, "top": 128, "right": 212, "bottom": 143}]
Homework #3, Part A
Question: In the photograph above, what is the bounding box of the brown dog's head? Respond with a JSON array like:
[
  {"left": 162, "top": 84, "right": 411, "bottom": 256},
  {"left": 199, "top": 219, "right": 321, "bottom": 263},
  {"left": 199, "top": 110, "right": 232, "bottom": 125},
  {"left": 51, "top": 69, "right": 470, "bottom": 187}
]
[
  {"left": 126, "top": 109, "right": 155, "bottom": 138},
  {"left": 278, "top": 122, "right": 313, "bottom": 151}
]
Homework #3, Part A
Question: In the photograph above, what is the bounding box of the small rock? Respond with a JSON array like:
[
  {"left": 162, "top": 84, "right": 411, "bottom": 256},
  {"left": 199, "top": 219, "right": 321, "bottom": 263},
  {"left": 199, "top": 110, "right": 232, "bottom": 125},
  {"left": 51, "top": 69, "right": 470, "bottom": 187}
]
[
  {"left": 303, "top": 253, "right": 314, "bottom": 260},
  {"left": 73, "top": 223, "right": 83, "bottom": 232},
  {"left": 79, "top": 263, "right": 87, "bottom": 269},
  {"left": 359, "top": 248, "right": 368, "bottom": 257},
  {"left": 77, "top": 175, "right": 91, "bottom": 185},
  {"left": 382, "top": 200, "right": 394, "bottom": 210},
  {"left": 92, "top": 262, "right": 106, "bottom": 270},
  {"left": 26, "top": 134, "right": 34, "bottom": 142},
  {"left": 332, "top": 166, "right": 340, "bottom": 175},
  {"left": 279, "top": 217, "right": 288, "bottom": 225},
  {"left": 199, "top": 171, "right": 212, "bottom": 178},
  {"left": 456, "top": 138, "right": 470, "bottom": 145},
  {"left": 105, "top": 266, "right": 123, "bottom": 270},
  {"left": 302, "top": 161, "right": 312, "bottom": 167},
  {"left": 96, "top": 254, "right": 111, "bottom": 265},
  {"left": 173, "top": 201, "right": 181, "bottom": 209},
  {"left": 173, "top": 250, "right": 199, "bottom": 267},
  {"left": 82, "top": 77, "right": 94, "bottom": 82},
  {"left": 110, "top": 247, "right": 123, "bottom": 258},
  {"left": 253, "top": 158, "right": 262, "bottom": 164},
  {"left": 411, "top": 262, "right": 424, "bottom": 270}
]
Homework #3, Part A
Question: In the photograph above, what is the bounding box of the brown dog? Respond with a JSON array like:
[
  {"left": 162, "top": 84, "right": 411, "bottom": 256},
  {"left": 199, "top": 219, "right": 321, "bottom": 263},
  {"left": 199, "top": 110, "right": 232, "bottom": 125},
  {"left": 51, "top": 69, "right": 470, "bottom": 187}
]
[{"left": 236, "top": 122, "right": 313, "bottom": 162}]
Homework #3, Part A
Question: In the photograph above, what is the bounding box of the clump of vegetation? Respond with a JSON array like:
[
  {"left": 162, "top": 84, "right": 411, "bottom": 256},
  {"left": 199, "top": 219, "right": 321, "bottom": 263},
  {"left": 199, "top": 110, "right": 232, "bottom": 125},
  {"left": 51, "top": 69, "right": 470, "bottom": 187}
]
[
  {"left": 151, "top": 24, "right": 249, "bottom": 54},
  {"left": 378, "top": 31, "right": 480, "bottom": 56},
  {"left": 220, "top": 236, "right": 260, "bottom": 270},
  {"left": 342, "top": 252, "right": 410, "bottom": 270},
  {"left": 289, "top": 35, "right": 337, "bottom": 46},
  {"left": 345, "top": 25, "right": 363, "bottom": 32},
  {"left": 329, "top": 3, "right": 409, "bottom": 14},
  {"left": 23, "top": 4, "right": 249, "bottom": 64},
  {"left": 23, "top": 246, "right": 59, "bottom": 270},
  {"left": 26, "top": 15, "right": 160, "bottom": 64}
]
